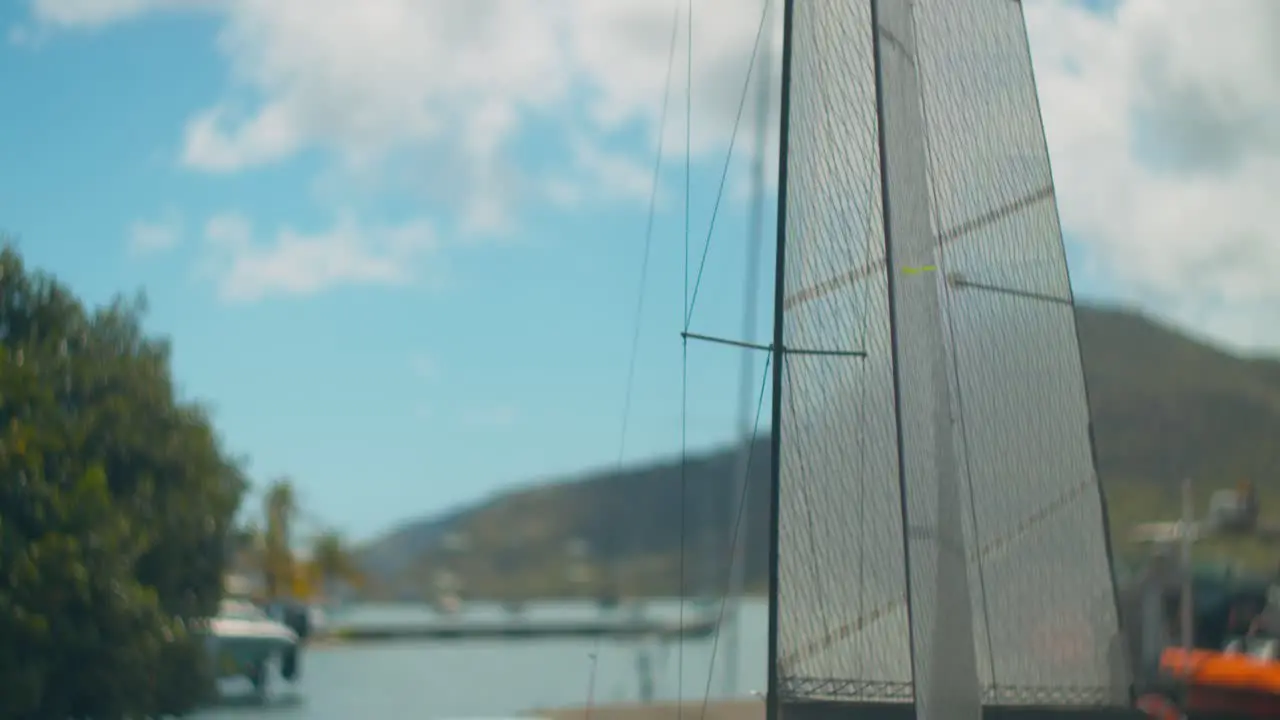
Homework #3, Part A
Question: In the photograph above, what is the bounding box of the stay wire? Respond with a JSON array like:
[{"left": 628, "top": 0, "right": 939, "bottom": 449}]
[
  {"left": 677, "top": 0, "right": 693, "bottom": 717},
  {"left": 614, "top": 0, "right": 685, "bottom": 511},
  {"left": 585, "top": 2, "right": 683, "bottom": 719},
  {"left": 698, "top": 353, "right": 772, "bottom": 720},
  {"left": 688, "top": 0, "right": 773, "bottom": 704},
  {"left": 683, "top": 0, "right": 773, "bottom": 332}
]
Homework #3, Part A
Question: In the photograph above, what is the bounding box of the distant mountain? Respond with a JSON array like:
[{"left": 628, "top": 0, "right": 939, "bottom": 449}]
[
  {"left": 357, "top": 440, "right": 772, "bottom": 601},
  {"left": 356, "top": 504, "right": 477, "bottom": 598},
  {"left": 357, "top": 305, "right": 1280, "bottom": 600}
]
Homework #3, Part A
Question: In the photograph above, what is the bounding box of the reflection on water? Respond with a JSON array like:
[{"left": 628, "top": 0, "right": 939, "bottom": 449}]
[{"left": 195, "top": 600, "right": 766, "bottom": 720}]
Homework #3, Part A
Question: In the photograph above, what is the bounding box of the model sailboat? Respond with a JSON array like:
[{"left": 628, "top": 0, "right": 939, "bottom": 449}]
[{"left": 758, "top": 1, "right": 1139, "bottom": 718}]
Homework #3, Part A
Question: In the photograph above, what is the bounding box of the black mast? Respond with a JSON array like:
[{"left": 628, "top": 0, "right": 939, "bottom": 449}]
[{"left": 766, "top": 1, "right": 796, "bottom": 719}]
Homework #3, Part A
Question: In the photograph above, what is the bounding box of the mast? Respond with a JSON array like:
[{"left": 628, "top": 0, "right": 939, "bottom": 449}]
[
  {"left": 872, "top": 0, "right": 982, "bottom": 716},
  {"left": 765, "top": 0, "right": 796, "bottom": 718},
  {"left": 724, "top": 3, "right": 774, "bottom": 698},
  {"left": 868, "top": 0, "right": 921, "bottom": 709}
]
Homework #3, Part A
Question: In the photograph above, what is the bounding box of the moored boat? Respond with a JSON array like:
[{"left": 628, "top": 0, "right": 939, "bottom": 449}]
[{"left": 206, "top": 598, "right": 304, "bottom": 700}]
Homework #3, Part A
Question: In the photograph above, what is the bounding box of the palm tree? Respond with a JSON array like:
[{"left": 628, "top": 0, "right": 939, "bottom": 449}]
[
  {"left": 262, "top": 477, "right": 297, "bottom": 600},
  {"left": 309, "top": 530, "right": 361, "bottom": 601}
]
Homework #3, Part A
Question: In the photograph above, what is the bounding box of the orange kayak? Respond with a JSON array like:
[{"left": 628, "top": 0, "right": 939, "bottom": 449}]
[
  {"left": 1159, "top": 646, "right": 1280, "bottom": 717},
  {"left": 1160, "top": 647, "right": 1280, "bottom": 694}
]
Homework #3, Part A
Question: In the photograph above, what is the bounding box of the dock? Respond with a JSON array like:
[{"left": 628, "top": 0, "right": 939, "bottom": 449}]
[{"left": 319, "top": 614, "right": 719, "bottom": 643}]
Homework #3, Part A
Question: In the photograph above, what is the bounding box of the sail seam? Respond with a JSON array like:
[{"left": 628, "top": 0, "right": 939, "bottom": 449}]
[
  {"left": 777, "top": 596, "right": 904, "bottom": 672},
  {"left": 938, "top": 184, "right": 1055, "bottom": 242},
  {"left": 781, "top": 184, "right": 1054, "bottom": 310},
  {"left": 777, "top": 477, "right": 1093, "bottom": 670},
  {"left": 972, "top": 477, "right": 1092, "bottom": 559}
]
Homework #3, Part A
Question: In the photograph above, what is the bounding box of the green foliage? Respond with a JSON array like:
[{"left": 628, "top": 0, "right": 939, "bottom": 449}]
[
  {"left": 0, "top": 245, "right": 245, "bottom": 719},
  {"left": 262, "top": 477, "right": 297, "bottom": 599},
  {"left": 310, "top": 530, "right": 361, "bottom": 589},
  {"left": 364, "top": 305, "right": 1280, "bottom": 600}
]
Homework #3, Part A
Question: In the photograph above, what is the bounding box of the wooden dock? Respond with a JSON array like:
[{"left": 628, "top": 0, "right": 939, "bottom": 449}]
[{"left": 319, "top": 614, "right": 719, "bottom": 643}]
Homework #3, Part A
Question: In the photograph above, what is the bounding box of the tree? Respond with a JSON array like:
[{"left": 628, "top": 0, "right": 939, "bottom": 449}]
[
  {"left": 0, "top": 245, "right": 246, "bottom": 718},
  {"left": 309, "top": 530, "right": 362, "bottom": 599},
  {"left": 262, "top": 477, "right": 297, "bottom": 600}
]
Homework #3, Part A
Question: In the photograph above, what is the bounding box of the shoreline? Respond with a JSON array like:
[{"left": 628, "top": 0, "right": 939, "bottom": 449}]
[{"left": 535, "top": 700, "right": 764, "bottom": 720}]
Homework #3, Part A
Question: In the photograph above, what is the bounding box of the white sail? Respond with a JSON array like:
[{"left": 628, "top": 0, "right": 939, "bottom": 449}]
[
  {"left": 913, "top": 0, "right": 1128, "bottom": 704},
  {"left": 772, "top": 0, "right": 1130, "bottom": 715},
  {"left": 776, "top": 0, "right": 914, "bottom": 699}
]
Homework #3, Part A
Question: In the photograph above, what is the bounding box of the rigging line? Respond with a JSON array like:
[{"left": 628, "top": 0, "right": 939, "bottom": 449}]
[
  {"left": 697, "top": 352, "right": 772, "bottom": 720},
  {"left": 678, "top": 336, "right": 690, "bottom": 715},
  {"left": 682, "top": 331, "right": 866, "bottom": 357},
  {"left": 677, "top": 0, "right": 693, "bottom": 716},
  {"left": 682, "top": 0, "right": 773, "bottom": 331},
  {"left": 587, "top": 3, "right": 682, "bottom": 719},
  {"left": 949, "top": 277, "right": 1071, "bottom": 307},
  {"left": 722, "top": 13, "right": 774, "bottom": 697},
  {"left": 612, "top": 0, "right": 685, "bottom": 523}
]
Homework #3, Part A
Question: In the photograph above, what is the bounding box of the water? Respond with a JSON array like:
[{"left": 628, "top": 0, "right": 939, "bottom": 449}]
[{"left": 195, "top": 600, "right": 768, "bottom": 720}]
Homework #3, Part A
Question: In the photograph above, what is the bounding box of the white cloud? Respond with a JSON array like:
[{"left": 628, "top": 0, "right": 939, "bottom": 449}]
[
  {"left": 462, "top": 405, "right": 518, "bottom": 429},
  {"left": 200, "top": 212, "right": 438, "bottom": 303},
  {"left": 31, "top": 0, "right": 163, "bottom": 28},
  {"left": 172, "top": 0, "right": 778, "bottom": 166},
  {"left": 29, "top": 0, "right": 1280, "bottom": 348},
  {"left": 1025, "top": 0, "right": 1280, "bottom": 349},
  {"left": 569, "top": 141, "right": 660, "bottom": 204},
  {"left": 127, "top": 210, "right": 183, "bottom": 255},
  {"left": 29, "top": 0, "right": 217, "bottom": 29},
  {"left": 29, "top": 0, "right": 780, "bottom": 231},
  {"left": 178, "top": 0, "right": 572, "bottom": 232}
]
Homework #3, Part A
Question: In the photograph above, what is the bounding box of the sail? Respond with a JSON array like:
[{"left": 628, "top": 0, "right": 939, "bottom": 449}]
[
  {"left": 775, "top": 0, "right": 915, "bottom": 702},
  {"left": 911, "top": 0, "right": 1129, "bottom": 704},
  {"left": 774, "top": 0, "right": 1130, "bottom": 715}
]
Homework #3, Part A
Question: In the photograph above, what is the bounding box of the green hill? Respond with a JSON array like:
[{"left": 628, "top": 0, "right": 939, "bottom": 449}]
[{"left": 359, "top": 305, "right": 1280, "bottom": 601}]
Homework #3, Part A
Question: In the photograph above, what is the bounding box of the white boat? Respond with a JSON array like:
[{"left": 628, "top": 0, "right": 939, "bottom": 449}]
[{"left": 206, "top": 598, "right": 303, "bottom": 698}]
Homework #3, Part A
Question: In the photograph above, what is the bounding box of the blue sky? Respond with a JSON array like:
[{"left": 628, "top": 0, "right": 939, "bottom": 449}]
[
  {"left": 1, "top": 0, "right": 1272, "bottom": 539},
  {"left": 0, "top": 0, "right": 793, "bottom": 539}
]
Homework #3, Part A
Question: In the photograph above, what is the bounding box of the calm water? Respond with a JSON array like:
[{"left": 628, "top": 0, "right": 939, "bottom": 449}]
[{"left": 195, "top": 600, "right": 768, "bottom": 720}]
